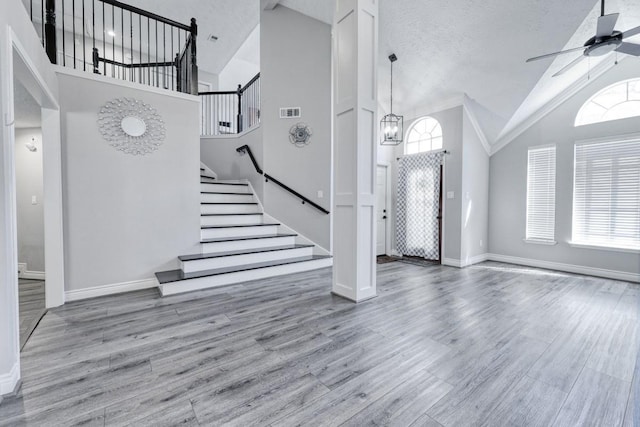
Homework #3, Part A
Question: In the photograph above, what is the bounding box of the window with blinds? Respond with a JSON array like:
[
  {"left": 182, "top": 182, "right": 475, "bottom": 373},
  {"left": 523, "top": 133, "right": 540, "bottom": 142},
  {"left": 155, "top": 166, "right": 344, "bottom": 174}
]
[
  {"left": 526, "top": 145, "right": 556, "bottom": 243},
  {"left": 572, "top": 138, "right": 640, "bottom": 250}
]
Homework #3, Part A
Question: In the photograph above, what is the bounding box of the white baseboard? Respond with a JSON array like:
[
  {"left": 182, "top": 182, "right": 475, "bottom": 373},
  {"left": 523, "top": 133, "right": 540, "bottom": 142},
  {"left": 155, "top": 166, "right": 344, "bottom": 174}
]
[
  {"left": 0, "top": 362, "right": 20, "bottom": 396},
  {"left": 17, "top": 262, "right": 45, "bottom": 280},
  {"left": 442, "top": 254, "right": 490, "bottom": 268},
  {"left": 65, "top": 278, "right": 158, "bottom": 302},
  {"left": 22, "top": 271, "right": 45, "bottom": 280},
  {"left": 487, "top": 253, "right": 640, "bottom": 283},
  {"left": 442, "top": 258, "right": 462, "bottom": 268}
]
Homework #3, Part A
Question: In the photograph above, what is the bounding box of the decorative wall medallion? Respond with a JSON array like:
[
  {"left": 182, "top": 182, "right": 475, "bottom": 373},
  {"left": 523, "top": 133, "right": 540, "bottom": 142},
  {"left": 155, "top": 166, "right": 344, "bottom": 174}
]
[
  {"left": 289, "top": 123, "right": 313, "bottom": 147},
  {"left": 97, "top": 98, "right": 166, "bottom": 155}
]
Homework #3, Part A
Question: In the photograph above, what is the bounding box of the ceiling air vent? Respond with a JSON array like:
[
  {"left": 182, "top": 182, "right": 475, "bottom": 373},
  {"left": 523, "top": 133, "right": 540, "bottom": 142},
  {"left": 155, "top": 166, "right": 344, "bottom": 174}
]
[{"left": 280, "top": 107, "right": 301, "bottom": 119}]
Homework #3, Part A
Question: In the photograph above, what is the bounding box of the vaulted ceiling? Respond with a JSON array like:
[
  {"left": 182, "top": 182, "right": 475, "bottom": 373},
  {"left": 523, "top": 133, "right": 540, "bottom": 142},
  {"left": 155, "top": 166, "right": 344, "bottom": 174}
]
[{"left": 126, "top": 0, "right": 640, "bottom": 147}]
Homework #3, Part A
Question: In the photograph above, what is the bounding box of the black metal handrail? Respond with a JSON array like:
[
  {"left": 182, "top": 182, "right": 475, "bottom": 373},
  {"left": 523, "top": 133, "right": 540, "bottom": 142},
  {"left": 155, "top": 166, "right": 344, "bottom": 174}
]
[
  {"left": 30, "top": 0, "right": 198, "bottom": 94},
  {"left": 236, "top": 145, "right": 329, "bottom": 215},
  {"left": 200, "top": 73, "right": 260, "bottom": 136}
]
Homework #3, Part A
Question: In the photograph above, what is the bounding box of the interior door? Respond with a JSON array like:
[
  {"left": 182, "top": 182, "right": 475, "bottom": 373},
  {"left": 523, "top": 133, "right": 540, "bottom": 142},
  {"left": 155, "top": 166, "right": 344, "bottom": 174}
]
[{"left": 376, "top": 165, "right": 388, "bottom": 256}]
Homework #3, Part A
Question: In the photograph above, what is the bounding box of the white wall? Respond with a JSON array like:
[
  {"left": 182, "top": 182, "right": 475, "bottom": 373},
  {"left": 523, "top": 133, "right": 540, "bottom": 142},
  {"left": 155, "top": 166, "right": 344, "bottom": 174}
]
[
  {"left": 1, "top": 0, "right": 60, "bottom": 396},
  {"left": 489, "top": 59, "right": 640, "bottom": 280},
  {"left": 201, "top": 126, "right": 264, "bottom": 202},
  {"left": 461, "top": 111, "right": 489, "bottom": 263},
  {"left": 260, "top": 5, "right": 331, "bottom": 250},
  {"left": 218, "top": 24, "right": 260, "bottom": 91},
  {"left": 57, "top": 70, "right": 201, "bottom": 294},
  {"left": 393, "top": 107, "right": 464, "bottom": 261},
  {"left": 15, "top": 128, "right": 45, "bottom": 273}
]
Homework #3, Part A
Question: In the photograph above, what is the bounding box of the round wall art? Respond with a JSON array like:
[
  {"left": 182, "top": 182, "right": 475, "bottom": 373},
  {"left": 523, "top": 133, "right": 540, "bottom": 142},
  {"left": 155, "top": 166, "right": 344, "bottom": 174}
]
[
  {"left": 97, "top": 98, "right": 166, "bottom": 155},
  {"left": 289, "top": 123, "right": 313, "bottom": 147}
]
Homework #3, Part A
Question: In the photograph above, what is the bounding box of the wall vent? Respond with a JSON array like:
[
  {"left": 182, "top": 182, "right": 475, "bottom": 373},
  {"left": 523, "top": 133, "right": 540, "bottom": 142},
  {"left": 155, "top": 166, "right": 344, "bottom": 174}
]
[{"left": 280, "top": 107, "right": 301, "bottom": 119}]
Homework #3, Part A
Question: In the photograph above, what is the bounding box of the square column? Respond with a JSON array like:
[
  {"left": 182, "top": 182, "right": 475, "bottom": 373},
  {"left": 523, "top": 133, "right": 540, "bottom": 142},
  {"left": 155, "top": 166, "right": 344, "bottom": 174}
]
[{"left": 332, "top": 0, "right": 378, "bottom": 302}]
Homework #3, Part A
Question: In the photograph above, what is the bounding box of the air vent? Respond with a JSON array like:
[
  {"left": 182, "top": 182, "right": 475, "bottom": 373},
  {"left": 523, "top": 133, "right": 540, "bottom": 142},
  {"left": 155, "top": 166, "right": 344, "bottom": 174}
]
[{"left": 280, "top": 107, "right": 301, "bottom": 119}]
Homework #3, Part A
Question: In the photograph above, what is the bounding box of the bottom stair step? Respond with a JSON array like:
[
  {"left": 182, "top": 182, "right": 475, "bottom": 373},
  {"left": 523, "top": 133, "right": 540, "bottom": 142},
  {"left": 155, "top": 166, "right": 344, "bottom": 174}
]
[{"left": 156, "top": 255, "right": 332, "bottom": 296}]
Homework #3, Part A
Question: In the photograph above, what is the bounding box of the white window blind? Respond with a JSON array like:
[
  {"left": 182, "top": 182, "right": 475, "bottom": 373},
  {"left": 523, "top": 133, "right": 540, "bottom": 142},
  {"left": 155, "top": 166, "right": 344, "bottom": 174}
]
[
  {"left": 526, "top": 145, "right": 556, "bottom": 242},
  {"left": 573, "top": 139, "right": 640, "bottom": 250}
]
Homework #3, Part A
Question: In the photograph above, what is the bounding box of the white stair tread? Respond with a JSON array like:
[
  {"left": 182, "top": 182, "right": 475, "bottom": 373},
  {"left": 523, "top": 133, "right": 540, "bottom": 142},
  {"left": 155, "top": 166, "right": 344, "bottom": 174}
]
[
  {"left": 179, "top": 244, "right": 314, "bottom": 262},
  {"left": 200, "top": 233, "right": 296, "bottom": 244},
  {"left": 156, "top": 255, "right": 331, "bottom": 284},
  {"left": 201, "top": 222, "right": 279, "bottom": 229}
]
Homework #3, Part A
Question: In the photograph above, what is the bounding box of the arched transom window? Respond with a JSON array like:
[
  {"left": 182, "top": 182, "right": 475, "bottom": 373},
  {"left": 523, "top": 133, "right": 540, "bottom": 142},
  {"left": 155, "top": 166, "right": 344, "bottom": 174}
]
[
  {"left": 576, "top": 78, "right": 640, "bottom": 126},
  {"left": 405, "top": 117, "right": 443, "bottom": 155}
]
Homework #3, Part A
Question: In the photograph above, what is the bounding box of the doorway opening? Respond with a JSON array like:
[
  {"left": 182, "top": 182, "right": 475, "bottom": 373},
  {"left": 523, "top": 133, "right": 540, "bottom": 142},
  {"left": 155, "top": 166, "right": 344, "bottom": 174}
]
[{"left": 13, "top": 70, "right": 46, "bottom": 350}]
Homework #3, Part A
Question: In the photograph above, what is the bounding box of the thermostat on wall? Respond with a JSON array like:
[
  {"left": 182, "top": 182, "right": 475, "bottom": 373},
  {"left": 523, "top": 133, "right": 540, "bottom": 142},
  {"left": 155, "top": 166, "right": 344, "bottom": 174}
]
[{"left": 279, "top": 107, "right": 301, "bottom": 119}]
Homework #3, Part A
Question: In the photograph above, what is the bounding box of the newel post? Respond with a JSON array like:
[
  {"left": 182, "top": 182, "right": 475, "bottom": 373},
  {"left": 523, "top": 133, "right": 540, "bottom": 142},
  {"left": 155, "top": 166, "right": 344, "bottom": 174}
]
[
  {"left": 44, "top": 0, "right": 57, "bottom": 64},
  {"left": 189, "top": 17, "right": 199, "bottom": 95}
]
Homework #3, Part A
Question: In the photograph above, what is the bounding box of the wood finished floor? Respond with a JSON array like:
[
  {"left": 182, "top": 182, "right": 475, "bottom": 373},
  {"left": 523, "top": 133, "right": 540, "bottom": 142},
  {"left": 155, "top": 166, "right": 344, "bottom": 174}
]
[
  {"left": 1, "top": 262, "right": 639, "bottom": 426},
  {"left": 18, "top": 279, "right": 46, "bottom": 350}
]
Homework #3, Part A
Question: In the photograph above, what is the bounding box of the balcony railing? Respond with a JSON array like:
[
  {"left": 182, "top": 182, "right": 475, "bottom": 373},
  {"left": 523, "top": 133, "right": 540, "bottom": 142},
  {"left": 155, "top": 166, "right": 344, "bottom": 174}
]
[
  {"left": 26, "top": 0, "right": 198, "bottom": 94},
  {"left": 200, "top": 73, "right": 260, "bottom": 136}
]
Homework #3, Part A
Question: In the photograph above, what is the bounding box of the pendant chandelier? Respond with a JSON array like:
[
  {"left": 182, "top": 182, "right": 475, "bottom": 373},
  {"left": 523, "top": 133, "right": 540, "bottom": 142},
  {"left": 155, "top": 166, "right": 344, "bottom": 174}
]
[{"left": 380, "top": 53, "right": 403, "bottom": 145}]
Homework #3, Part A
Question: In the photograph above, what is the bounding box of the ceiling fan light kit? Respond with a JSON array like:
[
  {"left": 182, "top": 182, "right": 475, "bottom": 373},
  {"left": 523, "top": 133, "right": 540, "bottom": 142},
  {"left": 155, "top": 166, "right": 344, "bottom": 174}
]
[
  {"left": 526, "top": 0, "right": 640, "bottom": 77},
  {"left": 381, "top": 53, "right": 404, "bottom": 146}
]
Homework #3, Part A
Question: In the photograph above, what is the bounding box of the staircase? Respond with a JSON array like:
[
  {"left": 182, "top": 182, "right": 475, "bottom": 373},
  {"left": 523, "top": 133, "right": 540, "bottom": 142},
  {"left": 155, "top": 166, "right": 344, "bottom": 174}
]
[{"left": 154, "top": 167, "right": 332, "bottom": 296}]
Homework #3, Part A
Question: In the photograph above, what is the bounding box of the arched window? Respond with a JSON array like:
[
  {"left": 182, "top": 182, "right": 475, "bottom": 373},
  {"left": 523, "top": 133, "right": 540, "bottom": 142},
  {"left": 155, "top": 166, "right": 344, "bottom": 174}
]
[
  {"left": 576, "top": 78, "right": 640, "bottom": 126},
  {"left": 405, "top": 117, "right": 443, "bottom": 155}
]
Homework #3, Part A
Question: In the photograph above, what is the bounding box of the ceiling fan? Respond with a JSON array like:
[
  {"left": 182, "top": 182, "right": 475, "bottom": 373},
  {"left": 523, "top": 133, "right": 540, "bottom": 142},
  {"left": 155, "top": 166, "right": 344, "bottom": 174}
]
[{"left": 526, "top": 0, "right": 640, "bottom": 77}]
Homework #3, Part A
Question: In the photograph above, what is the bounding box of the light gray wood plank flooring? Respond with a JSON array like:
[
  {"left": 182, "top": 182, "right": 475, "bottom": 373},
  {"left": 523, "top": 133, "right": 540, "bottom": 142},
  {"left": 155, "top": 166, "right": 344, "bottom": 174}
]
[
  {"left": 1, "top": 261, "right": 639, "bottom": 426},
  {"left": 18, "top": 279, "right": 46, "bottom": 350}
]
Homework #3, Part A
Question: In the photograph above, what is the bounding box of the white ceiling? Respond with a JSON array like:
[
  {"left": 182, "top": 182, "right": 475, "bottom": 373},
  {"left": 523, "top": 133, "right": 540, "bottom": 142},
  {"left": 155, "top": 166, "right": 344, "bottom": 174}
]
[
  {"left": 121, "top": 0, "right": 640, "bottom": 146},
  {"left": 124, "top": 0, "right": 259, "bottom": 75}
]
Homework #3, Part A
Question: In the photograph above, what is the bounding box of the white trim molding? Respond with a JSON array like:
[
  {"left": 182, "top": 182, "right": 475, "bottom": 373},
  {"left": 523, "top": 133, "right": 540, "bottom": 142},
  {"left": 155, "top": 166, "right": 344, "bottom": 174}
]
[
  {"left": 442, "top": 258, "right": 462, "bottom": 268},
  {"left": 0, "top": 362, "right": 20, "bottom": 396},
  {"left": 200, "top": 124, "right": 261, "bottom": 140},
  {"left": 523, "top": 238, "right": 558, "bottom": 246},
  {"left": 462, "top": 95, "right": 491, "bottom": 155},
  {"left": 443, "top": 253, "right": 489, "bottom": 268},
  {"left": 65, "top": 278, "right": 158, "bottom": 302},
  {"left": 491, "top": 57, "right": 622, "bottom": 156},
  {"left": 568, "top": 241, "right": 639, "bottom": 254},
  {"left": 487, "top": 253, "right": 640, "bottom": 283}
]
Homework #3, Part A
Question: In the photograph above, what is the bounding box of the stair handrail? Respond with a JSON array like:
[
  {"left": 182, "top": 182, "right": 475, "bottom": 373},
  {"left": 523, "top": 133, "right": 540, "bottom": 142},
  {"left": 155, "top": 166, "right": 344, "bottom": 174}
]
[
  {"left": 34, "top": 0, "right": 198, "bottom": 94},
  {"left": 236, "top": 145, "right": 329, "bottom": 215}
]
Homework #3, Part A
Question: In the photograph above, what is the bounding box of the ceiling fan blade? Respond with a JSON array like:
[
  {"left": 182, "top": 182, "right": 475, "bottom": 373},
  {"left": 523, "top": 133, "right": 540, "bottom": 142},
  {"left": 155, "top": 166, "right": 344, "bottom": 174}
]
[
  {"left": 552, "top": 55, "right": 586, "bottom": 77},
  {"left": 616, "top": 42, "right": 640, "bottom": 56},
  {"left": 622, "top": 25, "right": 640, "bottom": 39},
  {"left": 596, "top": 13, "right": 619, "bottom": 38},
  {"left": 526, "top": 46, "right": 585, "bottom": 63}
]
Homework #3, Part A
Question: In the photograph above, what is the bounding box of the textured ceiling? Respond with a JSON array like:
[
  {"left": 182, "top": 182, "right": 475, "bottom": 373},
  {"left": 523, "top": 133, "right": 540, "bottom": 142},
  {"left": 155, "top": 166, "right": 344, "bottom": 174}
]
[
  {"left": 119, "top": 0, "right": 640, "bottom": 145},
  {"left": 13, "top": 79, "right": 41, "bottom": 129}
]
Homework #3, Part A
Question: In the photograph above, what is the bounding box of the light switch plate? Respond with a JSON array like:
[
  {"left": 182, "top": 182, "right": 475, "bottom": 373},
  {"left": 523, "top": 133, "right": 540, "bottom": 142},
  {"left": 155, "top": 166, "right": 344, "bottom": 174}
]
[
  {"left": 447, "top": 191, "right": 455, "bottom": 199},
  {"left": 32, "top": 196, "right": 38, "bottom": 205},
  {"left": 317, "top": 190, "right": 323, "bottom": 199}
]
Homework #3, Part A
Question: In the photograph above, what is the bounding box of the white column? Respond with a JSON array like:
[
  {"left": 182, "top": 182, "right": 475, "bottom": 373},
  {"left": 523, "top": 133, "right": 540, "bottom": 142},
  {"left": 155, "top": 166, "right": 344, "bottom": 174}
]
[{"left": 332, "top": 0, "right": 378, "bottom": 302}]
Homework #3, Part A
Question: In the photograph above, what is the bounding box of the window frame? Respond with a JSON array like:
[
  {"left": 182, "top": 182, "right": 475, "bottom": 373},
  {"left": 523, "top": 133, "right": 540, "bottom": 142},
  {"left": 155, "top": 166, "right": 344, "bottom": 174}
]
[
  {"left": 404, "top": 116, "right": 443, "bottom": 155},
  {"left": 525, "top": 144, "right": 557, "bottom": 245},
  {"left": 575, "top": 78, "right": 640, "bottom": 127},
  {"left": 570, "top": 134, "right": 640, "bottom": 253}
]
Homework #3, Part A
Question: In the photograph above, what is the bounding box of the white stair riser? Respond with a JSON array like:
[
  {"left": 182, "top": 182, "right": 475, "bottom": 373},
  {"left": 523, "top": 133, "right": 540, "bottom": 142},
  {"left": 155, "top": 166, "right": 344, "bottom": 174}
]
[
  {"left": 181, "top": 247, "right": 314, "bottom": 273},
  {"left": 201, "top": 204, "right": 261, "bottom": 214},
  {"left": 201, "top": 236, "right": 296, "bottom": 253},
  {"left": 201, "top": 225, "right": 279, "bottom": 239},
  {"left": 159, "top": 258, "right": 333, "bottom": 296},
  {"left": 200, "top": 183, "right": 251, "bottom": 194},
  {"left": 201, "top": 176, "right": 217, "bottom": 183},
  {"left": 201, "top": 193, "right": 255, "bottom": 203},
  {"left": 201, "top": 214, "right": 264, "bottom": 227}
]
